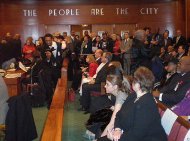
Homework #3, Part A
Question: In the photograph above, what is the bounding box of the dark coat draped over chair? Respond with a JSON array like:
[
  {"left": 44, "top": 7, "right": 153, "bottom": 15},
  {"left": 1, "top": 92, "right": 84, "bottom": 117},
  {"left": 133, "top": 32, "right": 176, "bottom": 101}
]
[{"left": 5, "top": 94, "right": 37, "bottom": 141}]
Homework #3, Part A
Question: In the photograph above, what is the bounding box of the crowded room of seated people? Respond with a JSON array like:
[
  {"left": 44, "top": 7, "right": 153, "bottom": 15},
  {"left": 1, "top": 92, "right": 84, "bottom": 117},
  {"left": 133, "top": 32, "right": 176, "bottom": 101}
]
[{"left": 1, "top": 0, "right": 190, "bottom": 141}]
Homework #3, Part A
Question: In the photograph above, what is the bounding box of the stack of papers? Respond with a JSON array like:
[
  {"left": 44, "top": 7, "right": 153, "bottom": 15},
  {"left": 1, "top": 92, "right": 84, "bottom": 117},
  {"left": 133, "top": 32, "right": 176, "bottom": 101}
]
[
  {"left": 19, "top": 62, "right": 28, "bottom": 72},
  {"left": 5, "top": 73, "right": 22, "bottom": 78}
]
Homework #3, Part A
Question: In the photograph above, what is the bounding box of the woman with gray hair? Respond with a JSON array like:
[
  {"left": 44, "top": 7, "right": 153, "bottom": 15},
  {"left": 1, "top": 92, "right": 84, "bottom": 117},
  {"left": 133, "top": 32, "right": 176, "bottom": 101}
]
[{"left": 130, "top": 30, "right": 151, "bottom": 74}]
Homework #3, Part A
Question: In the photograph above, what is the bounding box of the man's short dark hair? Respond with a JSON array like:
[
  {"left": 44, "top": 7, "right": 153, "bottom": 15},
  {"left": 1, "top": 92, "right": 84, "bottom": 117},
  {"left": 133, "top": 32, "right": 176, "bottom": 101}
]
[
  {"left": 104, "top": 52, "right": 112, "bottom": 62},
  {"left": 44, "top": 33, "right": 53, "bottom": 39},
  {"left": 179, "top": 45, "right": 185, "bottom": 50}
]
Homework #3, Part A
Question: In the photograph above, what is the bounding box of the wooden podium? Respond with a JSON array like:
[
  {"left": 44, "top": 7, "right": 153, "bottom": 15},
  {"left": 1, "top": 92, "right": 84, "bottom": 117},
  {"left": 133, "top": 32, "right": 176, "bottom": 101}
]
[{"left": 3, "top": 70, "right": 25, "bottom": 97}]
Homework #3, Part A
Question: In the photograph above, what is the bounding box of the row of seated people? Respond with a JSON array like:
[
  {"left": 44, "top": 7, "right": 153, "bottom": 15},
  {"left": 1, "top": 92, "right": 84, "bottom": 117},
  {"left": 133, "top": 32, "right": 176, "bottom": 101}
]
[
  {"left": 0, "top": 28, "right": 190, "bottom": 140},
  {"left": 76, "top": 30, "right": 190, "bottom": 114},
  {"left": 81, "top": 65, "right": 167, "bottom": 141},
  {"left": 79, "top": 56, "right": 190, "bottom": 141},
  {"left": 74, "top": 31, "right": 190, "bottom": 141}
]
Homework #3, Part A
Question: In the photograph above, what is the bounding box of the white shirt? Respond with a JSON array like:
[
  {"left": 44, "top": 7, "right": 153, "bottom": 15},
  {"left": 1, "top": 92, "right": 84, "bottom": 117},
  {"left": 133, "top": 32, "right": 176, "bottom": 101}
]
[{"left": 49, "top": 41, "right": 57, "bottom": 58}]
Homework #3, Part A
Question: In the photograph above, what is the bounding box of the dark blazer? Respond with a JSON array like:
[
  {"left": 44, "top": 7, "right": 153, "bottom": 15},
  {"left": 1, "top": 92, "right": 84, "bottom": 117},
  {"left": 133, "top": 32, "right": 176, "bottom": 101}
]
[
  {"left": 173, "top": 36, "right": 186, "bottom": 49},
  {"left": 176, "top": 52, "right": 187, "bottom": 61},
  {"left": 96, "top": 58, "right": 102, "bottom": 65},
  {"left": 162, "top": 72, "right": 190, "bottom": 107},
  {"left": 44, "top": 42, "right": 62, "bottom": 61},
  {"left": 5, "top": 94, "right": 37, "bottom": 141},
  {"left": 159, "top": 72, "right": 180, "bottom": 93},
  {"left": 82, "top": 41, "right": 92, "bottom": 54},
  {"left": 95, "top": 63, "right": 109, "bottom": 84},
  {"left": 130, "top": 38, "right": 151, "bottom": 71},
  {"left": 159, "top": 37, "right": 173, "bottom": 49},
  {"left": 114, "top": 93, "right": 167, "bottom": 141}
]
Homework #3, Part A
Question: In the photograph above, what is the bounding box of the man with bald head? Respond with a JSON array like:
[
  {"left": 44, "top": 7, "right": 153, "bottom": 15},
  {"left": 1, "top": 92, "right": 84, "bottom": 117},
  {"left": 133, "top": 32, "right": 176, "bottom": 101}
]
[
  {"left": 95, "top": 49, "right": 103, "bottom": 65},
  {"left": 153, "top": 56, "right": 190, "bottom": 107}
]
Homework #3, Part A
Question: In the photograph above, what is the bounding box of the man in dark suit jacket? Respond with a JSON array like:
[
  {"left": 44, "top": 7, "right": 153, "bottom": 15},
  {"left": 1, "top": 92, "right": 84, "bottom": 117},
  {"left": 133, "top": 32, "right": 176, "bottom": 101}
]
[
  {"left": 157, "top": 58, "right": 179, "bottom": 91},
  {"left": 176, "top": 45, "right": 187, "bottom": 60},
  {"left": 173, "top": 29, "right": 186, "bottom": 50},
  {"left": 81, "top": 35, "right": 92, "bottom": 54},
  {"left": 44, "top": 33, "right": 63, "bottom": 83},
  {"left": 44, "top": 33, "right": 63, "bottom": 65},
  {"left": 80, "top": 52, "right": 112, "bottom": 113},
  {"left": 153, "top": 56, "right": 190, "bottom": 107},
  {"left": 159, "top": 31, "right": 173, "bottom": 50},
  {"left": 95, "top": 49, "right": 103, "bottom": 65}
]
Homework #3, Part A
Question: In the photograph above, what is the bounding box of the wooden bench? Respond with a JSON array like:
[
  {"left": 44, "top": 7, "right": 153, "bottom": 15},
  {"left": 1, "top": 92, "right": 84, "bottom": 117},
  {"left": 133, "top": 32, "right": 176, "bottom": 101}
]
[
  {"left": 157, "top": 101, "right": 190, "bottom": 141},
  {"left": 41, "top": 58, "right": 68, "bottom": 141}
]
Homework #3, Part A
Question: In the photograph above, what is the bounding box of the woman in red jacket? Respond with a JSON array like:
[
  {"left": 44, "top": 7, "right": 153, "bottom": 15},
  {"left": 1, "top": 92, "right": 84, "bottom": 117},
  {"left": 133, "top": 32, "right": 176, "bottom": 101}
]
[
  {"left": 84, "top": 54, "right": 98, "bottom": 77},
  {"left": 112, "top": 34, "right": 121, "bottom": 62},
  {"left": 23, "top": 37, "right": 36, "bottom": 62},
  {"left": 79, "top": 54, "right": 98, "bottom": 96}
]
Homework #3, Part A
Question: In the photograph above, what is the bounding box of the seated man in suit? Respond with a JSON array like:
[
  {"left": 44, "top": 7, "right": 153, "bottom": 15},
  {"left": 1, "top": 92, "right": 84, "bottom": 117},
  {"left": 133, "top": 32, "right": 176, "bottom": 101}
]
[
  {"left": 95, "top": 49, "right": 103, "bottom": 65},
  {"left": 0, "top": 76, "right": 9, "bottom": 124},
  {"left": 153, "top": 56, "right": 190, "bottom": 107},
  {"left": 80, "top": 52, "right": 112, "bottom": 114},
  {"left": 177, "top": 45, "right": 187, "bottom": 60},
  {"left": 157, "top": 58, "right": 180, "bottom": 91},
  {"left": 173, "top": 29, "right": 186, "bottom": 50}
]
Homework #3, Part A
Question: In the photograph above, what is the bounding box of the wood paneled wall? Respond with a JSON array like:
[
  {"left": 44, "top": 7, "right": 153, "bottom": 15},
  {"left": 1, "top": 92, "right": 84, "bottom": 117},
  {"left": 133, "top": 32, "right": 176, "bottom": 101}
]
[
  {"left": 71, "top": 25, "right": 92, "bottom": 39},
  {"left": 0, "top": 0, "right": 188, "bottom": 44},
  {"left": 45, "top": 25, "right": 71, "bottom": 36},
  {"left": 186, "top": 0, "right": 190, "bottom": 38}
]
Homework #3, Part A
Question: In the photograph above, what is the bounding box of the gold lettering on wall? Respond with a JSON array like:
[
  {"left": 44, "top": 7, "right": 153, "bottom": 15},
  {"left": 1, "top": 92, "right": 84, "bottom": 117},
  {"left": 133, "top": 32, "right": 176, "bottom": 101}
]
[
  {"left": 116, "top": 8, "right": 128, "bottom": 15},
  {"left": 23, "top": 9, "right": 37, "bottom": 16},
  {"left": 22, "top": 7, "right": 159, "bottom": 17},
  {"left": 48, "top": 9, "right": 80, "bottom": 16},
  {"left": 140, "top": 8, "right": 158, "bottom": 15},
  {"left": 91, "top": 8, "right": 104, "bottom": 15}
]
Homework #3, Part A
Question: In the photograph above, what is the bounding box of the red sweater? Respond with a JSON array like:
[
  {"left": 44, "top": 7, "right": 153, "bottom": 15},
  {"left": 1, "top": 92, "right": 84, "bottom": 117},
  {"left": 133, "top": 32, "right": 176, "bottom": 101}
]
[
  {"left": 113, "top": 40, "right": 121, "bottom": 55},
  {"left": 88, "top": 62, "right": 98, "bottom": 77},
  {"left": 23, "top": 45, "right": 36, "bottom": 60}
]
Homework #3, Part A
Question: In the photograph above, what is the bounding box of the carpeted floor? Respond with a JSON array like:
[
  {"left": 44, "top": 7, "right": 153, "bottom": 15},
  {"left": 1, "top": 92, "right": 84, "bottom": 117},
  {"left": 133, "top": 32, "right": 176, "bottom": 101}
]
[
  {"left": 32, "top": 95, "right": 89, "bottom": 141},
  {"left": 62, "top": 98, "right": 90, "bottom": 141},
  {"left": 32, "top": 106, "right": 48, "bottom": 141}
]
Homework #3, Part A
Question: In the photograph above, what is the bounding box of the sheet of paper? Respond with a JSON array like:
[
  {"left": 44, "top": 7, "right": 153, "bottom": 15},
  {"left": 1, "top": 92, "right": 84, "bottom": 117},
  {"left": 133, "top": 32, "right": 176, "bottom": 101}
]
[
  {"left": 19, "top": 62, "right": 27, "bottom": 72},
  {"left": 161, "top": 108, "right": 178, "bottom": 135}
]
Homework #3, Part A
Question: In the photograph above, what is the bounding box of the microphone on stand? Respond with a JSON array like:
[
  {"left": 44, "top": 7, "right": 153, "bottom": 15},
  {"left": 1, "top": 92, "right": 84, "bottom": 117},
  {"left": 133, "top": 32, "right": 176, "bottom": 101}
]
[{"left": 30, "top": 62, "right": 37, "bottom": 95}]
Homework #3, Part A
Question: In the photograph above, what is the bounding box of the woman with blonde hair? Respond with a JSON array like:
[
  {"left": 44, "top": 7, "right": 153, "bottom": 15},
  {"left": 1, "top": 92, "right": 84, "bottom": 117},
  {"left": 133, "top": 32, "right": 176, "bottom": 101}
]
[{"left": 79, "top": 54, "right": 98, "bottom": 96}]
